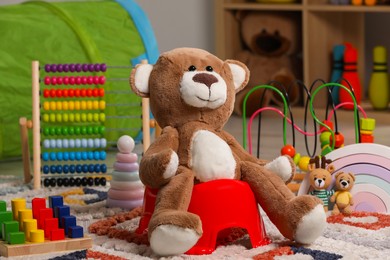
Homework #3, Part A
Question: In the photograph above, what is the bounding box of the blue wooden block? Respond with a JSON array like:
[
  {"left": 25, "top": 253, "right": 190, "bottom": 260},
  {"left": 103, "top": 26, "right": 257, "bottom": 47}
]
[
  {"left": 49, "top": 196, "right": 64, "bottom": 209},
  {"left": 55, "top": 205, "right": 70, "bottom": 225},
  {"left": 68, "top": 225, "right": 83, "bottom": 238},
  {"left": 61, "top": 215, "right": 76, "bottom": 236}
]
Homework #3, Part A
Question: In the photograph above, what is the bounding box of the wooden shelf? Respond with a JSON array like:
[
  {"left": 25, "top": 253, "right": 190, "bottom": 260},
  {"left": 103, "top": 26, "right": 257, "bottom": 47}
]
[{"left": 215, "top": 0, "right": 390, "bottom": 107}]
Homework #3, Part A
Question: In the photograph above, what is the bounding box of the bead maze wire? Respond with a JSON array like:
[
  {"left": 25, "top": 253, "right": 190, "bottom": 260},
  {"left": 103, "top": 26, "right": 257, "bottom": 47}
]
[{"left": 242, "top": 80, "right": 362, "bottom": 158}]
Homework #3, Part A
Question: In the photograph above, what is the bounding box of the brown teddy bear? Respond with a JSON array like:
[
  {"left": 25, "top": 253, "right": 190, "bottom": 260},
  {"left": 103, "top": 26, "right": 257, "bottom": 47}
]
[
  {"left": 234, "top": 11, "right": 301, "bottom": 116},
  {"left": 308, "top": 156, "right": 335, "bottom": 212},
  {"left": 130, "top": 47, "right": 326, "bottom": 256},
  {"left": 330, "top": 172, "right": 355, "bottom": 215}
]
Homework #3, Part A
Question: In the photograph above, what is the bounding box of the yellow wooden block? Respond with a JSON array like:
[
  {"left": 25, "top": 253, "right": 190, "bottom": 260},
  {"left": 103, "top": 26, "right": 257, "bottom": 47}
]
[
  {"left": 23, "top": 219, "right": 37, "bottom": 242},
  {"left": 11, "top": 199, "right": 26, "bottom": 221},
  {"left": 30, "top": 230, "right": 44, "bottom": 243},
  {"left": 18, "top": 210, "right": 32, "bottom": 231},
  {"left": 360, "top": 118, "right": 376, "bottom": 131}
]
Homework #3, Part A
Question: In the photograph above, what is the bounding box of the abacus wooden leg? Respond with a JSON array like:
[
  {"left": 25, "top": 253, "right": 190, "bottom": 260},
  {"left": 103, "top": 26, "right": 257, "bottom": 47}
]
[{"left": 19, "top": 117, "right": 31, "bottom": 184}]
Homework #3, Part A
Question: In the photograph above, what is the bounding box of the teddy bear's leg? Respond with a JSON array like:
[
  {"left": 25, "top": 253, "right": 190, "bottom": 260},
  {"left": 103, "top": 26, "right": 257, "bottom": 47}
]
[
  {"left": 332, "top": 204, "right": 341, "bottom": 215},
  {"left": 148, "top": 166, "right": 202, "bottom": 256},
  {"left": 241, "top": 161, "right": 326, "bottom": 244},
  {"left": 342, "top": 205, "right": 353, "bottom": 215}
]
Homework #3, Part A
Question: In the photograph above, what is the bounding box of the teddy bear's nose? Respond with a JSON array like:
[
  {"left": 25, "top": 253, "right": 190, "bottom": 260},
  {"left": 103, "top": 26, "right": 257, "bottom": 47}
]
[{"left": 193, "top": 73, "right": 218, "bottom": 88}]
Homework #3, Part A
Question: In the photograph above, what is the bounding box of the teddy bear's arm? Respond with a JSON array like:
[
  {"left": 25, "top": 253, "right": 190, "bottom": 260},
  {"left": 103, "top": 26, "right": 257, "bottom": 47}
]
[{"left": 139, "top": 126, "right": 180, "bottom": 189}]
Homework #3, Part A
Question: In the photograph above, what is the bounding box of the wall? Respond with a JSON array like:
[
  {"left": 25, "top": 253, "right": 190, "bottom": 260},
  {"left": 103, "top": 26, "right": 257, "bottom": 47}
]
[{"left": 134, "top": 0, "right": 215, "bottom": 53}]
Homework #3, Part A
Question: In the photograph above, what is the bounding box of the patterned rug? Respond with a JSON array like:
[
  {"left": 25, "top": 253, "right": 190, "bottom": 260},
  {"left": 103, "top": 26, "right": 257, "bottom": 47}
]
[{"left": 0, "top": 178, "right": 390, "bottom": 260}]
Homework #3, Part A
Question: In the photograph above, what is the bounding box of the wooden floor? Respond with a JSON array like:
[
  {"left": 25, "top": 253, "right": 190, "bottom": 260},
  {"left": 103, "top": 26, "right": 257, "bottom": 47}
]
[{"left": 0, "top": 103, "right": 389, "bottom": 177}]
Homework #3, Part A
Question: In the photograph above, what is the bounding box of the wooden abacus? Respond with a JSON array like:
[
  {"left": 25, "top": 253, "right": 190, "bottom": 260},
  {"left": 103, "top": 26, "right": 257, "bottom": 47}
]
[{"left": 21, "top": 61, "right": 155, "bottom": 189}]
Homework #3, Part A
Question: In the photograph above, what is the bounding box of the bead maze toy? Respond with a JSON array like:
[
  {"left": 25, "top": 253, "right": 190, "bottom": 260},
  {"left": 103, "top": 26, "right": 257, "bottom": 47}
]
[
  {"left": 0, "top": 196, "right": 91, "bottom": 257},
  {"left": 242, "top": 80, "right": 375, "bottom": 193},
  {"left": 21, "top": 61, "right": 153, "bottom": 189}
]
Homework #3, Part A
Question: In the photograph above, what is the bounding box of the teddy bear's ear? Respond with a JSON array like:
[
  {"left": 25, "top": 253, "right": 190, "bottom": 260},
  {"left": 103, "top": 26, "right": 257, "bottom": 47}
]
[
  {"left": 348, "top": 172, "right": 356, "bottom": 181},
  {"left": 225, "top": 59, "right": 250, "bottom": 93},
  {"left": 327, "top": 164, "right": 335, "bottom": 174},
  {"left": 334, "top": 171, "right": 343, "bottom": 178},
  {"left": 130, "top": 63, "right": 153, "bottom": 97}
]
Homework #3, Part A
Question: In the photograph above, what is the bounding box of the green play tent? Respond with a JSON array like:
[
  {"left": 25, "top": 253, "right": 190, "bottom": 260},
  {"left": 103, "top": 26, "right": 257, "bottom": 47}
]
[{"left": 0, "top": 0, "right": 159, "bottom": 159}]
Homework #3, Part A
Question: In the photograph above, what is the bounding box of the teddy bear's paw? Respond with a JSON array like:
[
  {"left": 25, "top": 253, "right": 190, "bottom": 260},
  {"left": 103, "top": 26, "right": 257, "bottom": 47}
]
[
  {"left": 265, "top": 155, "right": 295, "bottom": 183},
  {"left": 294, "top": 204, "right": 327, "bottom": 244},
  {"left": 163, "top": 151, "right": 179, "bottom": 179},
  {"left": 150, "top": 224, "right": 200, "bottom": 256}
]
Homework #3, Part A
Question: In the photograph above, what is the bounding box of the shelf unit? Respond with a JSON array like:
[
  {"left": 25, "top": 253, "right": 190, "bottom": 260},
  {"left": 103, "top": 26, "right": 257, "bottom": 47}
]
[{"left": 215, "top": 0, "right": 390, "bottom": 107}]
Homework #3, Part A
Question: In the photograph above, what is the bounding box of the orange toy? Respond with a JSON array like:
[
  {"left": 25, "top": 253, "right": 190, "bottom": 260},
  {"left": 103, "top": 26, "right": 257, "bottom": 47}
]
[{"left": 136, "top": 179, "right": 270, "bottom": 255}]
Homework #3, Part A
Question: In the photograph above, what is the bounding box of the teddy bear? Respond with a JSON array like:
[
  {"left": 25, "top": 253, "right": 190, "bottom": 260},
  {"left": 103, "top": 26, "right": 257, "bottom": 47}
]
[
  {"left": 233, "top": 11, "right": 302, "bottom": 117},
  {"left": 330, "top": 172, "right": 355, "bottom": 215},
  {"left": 308, "top": 156, "right": 335, "bottom": 212},
  {"left": 130, "top": 47, "right": 326, "bottom": 256}
]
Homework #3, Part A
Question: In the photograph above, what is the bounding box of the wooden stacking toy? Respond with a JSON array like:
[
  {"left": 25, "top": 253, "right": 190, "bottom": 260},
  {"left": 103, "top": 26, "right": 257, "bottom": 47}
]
[
  {"left": 0, "top": 196, "right": 91, "bottom": 257},
  {"left": 107, "top": 135, "right": 144, "bottom": 209}
]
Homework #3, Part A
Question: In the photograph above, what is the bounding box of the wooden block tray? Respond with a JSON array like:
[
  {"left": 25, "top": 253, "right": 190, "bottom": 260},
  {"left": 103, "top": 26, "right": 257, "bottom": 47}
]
[{"left": 0, "top": 236, "right": 92, "bottom": 257}]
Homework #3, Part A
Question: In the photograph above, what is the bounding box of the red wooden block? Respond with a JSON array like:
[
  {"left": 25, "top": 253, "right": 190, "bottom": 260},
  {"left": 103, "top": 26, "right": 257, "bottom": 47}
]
[
  {"left": 50, "top": 228, "right": 65, "bottom": 241},
  {"left": 44, "top": 218, "right": 59, "bottom": 238},
  {"left": 38, "top": 208, "right": 53, "bottom": 229},
  {"left": 32, "top": 198, "right": 46, "bottom": 219}
]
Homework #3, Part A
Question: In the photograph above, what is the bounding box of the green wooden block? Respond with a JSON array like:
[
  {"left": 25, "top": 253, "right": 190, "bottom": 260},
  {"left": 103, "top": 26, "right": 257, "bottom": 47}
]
[
  {"left": 0, "top": 201, "right": 6, "bottom": 212},
  {"left": 360, "top": 118, "right": 376, "bottom": 131},
  {"left": 0, "top": 211, "right": 13, "bottom": 239},
  {"left": 7, "top": 231, "right": 25, "bottom": 244},
  {"left": 2, "top": 221, "right": 19, "bottom": 242}
]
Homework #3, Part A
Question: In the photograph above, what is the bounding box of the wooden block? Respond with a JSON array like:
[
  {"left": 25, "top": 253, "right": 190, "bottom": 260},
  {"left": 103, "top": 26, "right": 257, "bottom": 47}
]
[
  {"left": 55, "top": 206, "right": 70, "bottom": 223},
  {"left": 11, "top": 199, "right": 26, "bottom": 221},
  {"left": 49, "top": 196, "right": 63, "bottom": 210},
  {"left": 61, "top": 215, "right": 76, "bottom": 236},
  {"left": 18, "top": 209, "right": 32, "bottom": 231},
  {"left": 23, "top": 219, "right": 37, "bottom": 242},
  {"left": 68, "top": 226, "right": 83, "bottom": 238},
  {"left": 0, "top": 236, "right": 92, "bottom": 257},
  {"left": 30, "top": 230, "right": 44, "bottom": 243},
  {"left": 0, "top": 201, "right": 6, "bottom": 212},
  {"left": 31, "top": 198, "right": 46, "bottom": 219},
  {"left": 44, "top": 218, "right": 58, "bottom": 238},
  {"left": 2, "top": 221, "right": 19, "bottom": 243},
  {"left": 7, "top": 232, "right": 25, "bottom": 245},
  {"left": 38, "top": 208, "right": 53, "bottom": 229},
  {"left": 0, "top": 212, "right": 13, "bottom": 239},
  {"left": 50, "top": 229, "right": 65, "bottom": 241},
  {"left": 360, "top": 118, "right": 376, "bottom": 131}
]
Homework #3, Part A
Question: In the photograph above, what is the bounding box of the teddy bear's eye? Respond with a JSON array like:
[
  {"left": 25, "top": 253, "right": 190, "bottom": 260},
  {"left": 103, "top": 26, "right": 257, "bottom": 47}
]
[
  {"left": 322, "top": 178, "right": 326, "bottom": 181},
  {"left": 188, "top": 65, "right": 196, "bottom": 71},
  {"left": 206, "top": 66, "right": 213, "bottom": 72}
]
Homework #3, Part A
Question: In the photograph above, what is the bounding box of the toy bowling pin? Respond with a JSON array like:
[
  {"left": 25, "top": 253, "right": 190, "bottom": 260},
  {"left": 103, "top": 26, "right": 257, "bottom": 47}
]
[
  {"left": 368, "top": 46, "right": 389, "bottom": 110},
  {"left": 330, "top": 44, "right": 345, "bottom": 105},
  {"left": 339, "top": 43, "right": 362, "bottom": 109}
]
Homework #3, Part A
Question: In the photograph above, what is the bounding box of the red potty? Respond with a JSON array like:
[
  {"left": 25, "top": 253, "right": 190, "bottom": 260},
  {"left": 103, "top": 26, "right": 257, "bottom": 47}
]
[{"left": 136, "top": 179, "right": 270, "bottom": 255}]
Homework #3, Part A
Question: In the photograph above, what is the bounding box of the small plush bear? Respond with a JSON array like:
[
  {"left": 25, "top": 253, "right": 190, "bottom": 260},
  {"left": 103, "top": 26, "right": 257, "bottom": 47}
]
[
  {"left": 308, "top": 156, "right": 335, "bottom": 212},
  {"left": 130, "top": 47, "right": 326, "bottom": 256},
  {"left": 330, "top": 172, "right": 355, "bottom": 215}
]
